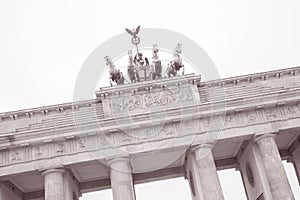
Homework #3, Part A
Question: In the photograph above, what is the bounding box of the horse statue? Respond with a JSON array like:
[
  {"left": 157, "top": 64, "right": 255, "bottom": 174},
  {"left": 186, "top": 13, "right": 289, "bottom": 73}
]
[
  {"left": 151, "top": 44, "right": 162, "bottom": 80},
  {"left": 104, "top": 55, "right": 124, "bottom": 86},
  {"left": 127, "top": 50, "right": 140, "bottom": 83},
  {"left": 166, "top": 43, "right": 185, "bottom": 77}
]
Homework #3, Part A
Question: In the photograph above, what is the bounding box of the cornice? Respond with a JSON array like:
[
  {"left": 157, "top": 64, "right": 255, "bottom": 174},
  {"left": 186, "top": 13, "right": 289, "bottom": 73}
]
[
  {"left": 0, "top": 98, "right": 299, "bottom": 170},
  {"left": 0, "top": 87, "right": 299, "bottom": 147},
  {"left": 96, "top": 73, "right": 201, "bottom": 98},
  {"left": 0, "top": 94, "right": 299, "bottom": 151},
  {"left": 0, "top": 99, "right": 100, "bottom": 122},
  {"left": 201, "top": 65, "right": 300, "bottom": 88},
  {"left": 0, "top": 66, "right": 299, "bottom": 127}
]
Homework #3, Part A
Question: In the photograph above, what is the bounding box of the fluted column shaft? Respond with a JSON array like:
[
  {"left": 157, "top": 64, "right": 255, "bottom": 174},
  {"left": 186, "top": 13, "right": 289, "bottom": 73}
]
[
  {"left": 255, "top": 134, "right": 294, "bottom": 200},
  {"left": 42, "top": 169, "right": 65, "bottom": 200},
  {"left": 109, "top": 158, "right": 136, "bottom": 200},
  {"left": 193, "top": 144, "right": 225, "bottom": 200}
]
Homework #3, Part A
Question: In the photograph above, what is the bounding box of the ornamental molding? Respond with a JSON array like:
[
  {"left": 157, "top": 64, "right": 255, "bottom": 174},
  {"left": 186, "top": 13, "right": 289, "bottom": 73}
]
[
  {"left": 108, "top": 86, "right": 195, "bottom": 113},
  {"left": 0, "top": 90, "right": 299, "bottom": 146},
  {"left": 99, "top": 74, "right": 201, "bottom": 117},
  {"left": 202, "top": 66, "right": 299, "bottom": 88},
  {"left": 0, "top": 66, "right": 298, "bottom": 123},
  {"left": 0, "top": 102, "right": 300, "bottom": 167}
]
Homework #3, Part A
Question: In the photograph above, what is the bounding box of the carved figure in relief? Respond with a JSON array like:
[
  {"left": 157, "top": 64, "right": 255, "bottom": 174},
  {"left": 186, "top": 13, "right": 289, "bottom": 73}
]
[
  {"left": 179, "top": 88, "right": 193, "bottom": 101},
  {"left": 160, "top": 90, "right": 176, "bottom": 105},
  {"left": 160, "top": 123, "right": 175, "bottom": 136},
  {"left": 127, "top": 95, "right": 142, "bottom": 111},
  {"left": 57, "top": 144, "right": 65, "bottom": 153},
  {"left": 225, "top": 115, "right": 236, "bottom": 126},
  {"left": 144, "top": 94, "right": 154, "bottom": 107},
  {"left": 246, "top": 111, "right": 258, "bottom": 122},
  {"left": 34, "top": 147, "right": 42, "bottom": 156},
  {"left": 110, "top": 88, "right": 193, "bottom": 112},
  {"left": 11, "top": 152, "right": 20, "bottom": 161},
  {"left": 79, "top": 140, "right": 86, "bottom": 148},
  {"left": 266, "top": 109, "right": 279, "bottom": 120},
  {"left": 286, "top": 106, "right": 298, "bottom": 116}
]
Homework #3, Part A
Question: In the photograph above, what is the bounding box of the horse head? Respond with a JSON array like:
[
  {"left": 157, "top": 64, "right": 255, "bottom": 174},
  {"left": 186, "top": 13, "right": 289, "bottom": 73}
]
[
  {"left": 153, "top": 44, "right": 159, "bottom": 55},
  {"left": 174, "top": 43, "right": 182, "bottom": 56},
  {"left": 104, "top": 55, "right": 116, "bottom": 72},
  {"left": 128, "top": 50, "right": 134, "bottom": 66}
]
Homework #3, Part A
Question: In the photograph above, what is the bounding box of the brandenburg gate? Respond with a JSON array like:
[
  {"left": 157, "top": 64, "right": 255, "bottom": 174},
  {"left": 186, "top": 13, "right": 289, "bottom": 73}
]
[{"left": 0, "top": 66, "right": 300, "bottom": 200}]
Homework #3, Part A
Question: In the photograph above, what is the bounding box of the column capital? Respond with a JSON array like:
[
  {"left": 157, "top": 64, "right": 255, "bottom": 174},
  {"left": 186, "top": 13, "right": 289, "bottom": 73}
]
[
  {"left": 254, "top": 133, "right": 276, "bottom": 143},
  {"left": 42, "top": 168, "right": 65, "bottom": 176},
  {"left": 255, "top": 132, "right": 294, "bottom": 199},
  {"left": 191, "top": 143, "right": 214, "bottom": 152},
  {"left": 189, "top": 143, "right": 225, "bottom": 200},
  {"left": 107, "top": 157, "right": 130, "bottom": 166},
  {"left": 43, "top": 168, "right": 65, "bottom": 200},
  {"left": 109, "top": 157, "right": 136, "bottom": 200}
]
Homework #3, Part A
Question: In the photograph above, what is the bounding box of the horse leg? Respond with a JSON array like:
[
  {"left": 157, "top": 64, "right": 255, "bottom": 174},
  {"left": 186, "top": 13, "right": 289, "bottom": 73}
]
[
  {"left": 166, "top": 67, "right": 171, "bottom": 77},
  {"left": 119, "top": 76, "right": 124, "bottom": 84},
  {"left": 173, "top": 71, "right": 177, "bottom": 76},
  {"left": 158, "top": 69, "right": 162, "bottom": 79},
  {"left": 135, "top": 71, "right": 140, "bottom": 82},
  {"left": 128, "top": 71, "right": 133, "bottom": 83}
]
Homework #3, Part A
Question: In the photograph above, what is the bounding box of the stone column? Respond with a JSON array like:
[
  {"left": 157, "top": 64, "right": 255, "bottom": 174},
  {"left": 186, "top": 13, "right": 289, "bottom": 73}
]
[
  {"left": 254, "top": 134, "right": 294, "bottom": 200},
  {"left": 192, "top": 144, "right": 225, "bottom": 200},
  {"left": 108, "top": 158, "right": 136, "bottom": 200},
  {"left": 0, "top": 182, "right": 22, "bottom": 200},
  {"left": 291, "top": 142, "right": 300, "bottom": 185},
  {"left": 64, "top": 170, "right": 80, "bottom": 200},
  {"left": 237, "top": 141, "right": 272, "bottom": 200},
  {"left": 42, "top": 168, "right": 65, "bottom": 200},
  {"left": 185, "top": 150, "right": 205, "bottom": 200}
]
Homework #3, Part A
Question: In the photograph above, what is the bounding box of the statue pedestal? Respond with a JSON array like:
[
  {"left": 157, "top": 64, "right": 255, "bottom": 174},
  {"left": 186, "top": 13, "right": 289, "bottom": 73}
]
[{"left": 96, "top": 74, "right": 201, "bottom": 119}]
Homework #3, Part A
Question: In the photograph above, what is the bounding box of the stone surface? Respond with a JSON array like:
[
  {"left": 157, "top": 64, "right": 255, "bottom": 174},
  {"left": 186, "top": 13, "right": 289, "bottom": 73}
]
[
  {"left": 42, "top": 169, "right": 65, "bottom": 200},
  {"left": 185, "top": 150, "right": 205, "bottom": 200},
  {"left": 291, "top": 142, "right": 300, "bottom": 186},
  {"left": 238, "top": 141, "right": 273, "bottom": 200},
  {"left": 255, "top": 134, "right": 295, "bottom": 200},
  {"left": 0, "top": 183, "right": 22, "bottom": 200},
  {"left": 0, "top": 67, "right": 299, "bottom": 198},
  {"left": 192, "top": 144, "right": 225, "bottom": 200},
  {"left": 108, "top": 158, "right": 136, "bottom": 200}
]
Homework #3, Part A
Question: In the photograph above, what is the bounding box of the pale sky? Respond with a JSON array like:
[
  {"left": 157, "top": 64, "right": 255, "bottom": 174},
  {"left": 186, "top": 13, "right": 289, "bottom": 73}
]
[{"left": 0, "top": 0, "right": 300, "bottom": 199}]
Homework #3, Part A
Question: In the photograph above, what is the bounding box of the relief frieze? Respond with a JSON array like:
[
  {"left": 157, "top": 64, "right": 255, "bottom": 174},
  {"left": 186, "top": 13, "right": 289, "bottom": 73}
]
[
  {"left": 0, "top": 103, "right": 300, "bottom": 167},
  {"left": 56, "top": 143, "right": 65, "bottom": 153},
  {"left": 285, "top": 105, "right": 299, "bottom": 117},
  {"left": 265, "top": 108, "right": 280, "bottom": 120},
  {"left": 224, "top": 114, "right": 238, "bottom": 127},
  {"left": 34, "top": 146, "right": 43, "bottom": 157},
  {"left": 109, "top": 87, "right": 194, "bottom": 113},
  {"left": 246, "top": 111, "right": 259, "bottom": 123},
  {"left": 10, "top": 151, "right": 21, "bottom": 162}
]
